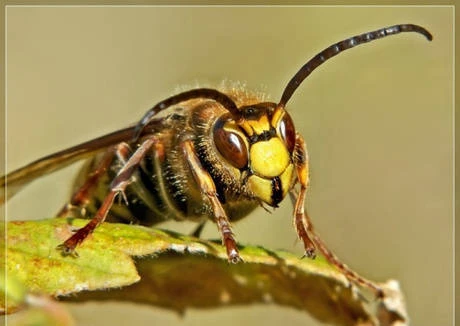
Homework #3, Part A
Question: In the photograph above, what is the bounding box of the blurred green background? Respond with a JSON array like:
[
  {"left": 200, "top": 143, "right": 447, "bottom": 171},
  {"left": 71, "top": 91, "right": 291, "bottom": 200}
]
[{"left": 6, "top": 6, "right": 452, "bottom": 326}]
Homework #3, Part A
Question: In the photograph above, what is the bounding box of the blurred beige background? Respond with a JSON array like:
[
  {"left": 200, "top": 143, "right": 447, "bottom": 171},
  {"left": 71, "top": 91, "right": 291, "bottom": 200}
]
[{"left": 6, "top": 6, "right": 452, "bottom": 326}]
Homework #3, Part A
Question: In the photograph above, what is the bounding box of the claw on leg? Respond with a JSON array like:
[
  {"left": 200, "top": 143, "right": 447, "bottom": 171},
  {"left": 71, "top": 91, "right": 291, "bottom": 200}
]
[
  {"left": 56, "top": 243, "right": 79, "bottom": 258},
  {"left": 301, "top": 247, "right": 316, "bottom": 259},
  {"left": 227, "top": 245, "right": 243, "bottom": 264}
]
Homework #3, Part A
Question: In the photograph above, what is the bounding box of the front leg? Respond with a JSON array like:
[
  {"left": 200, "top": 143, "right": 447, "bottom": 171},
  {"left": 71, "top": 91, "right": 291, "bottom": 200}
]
[
  {"left": 182, "top": 139, "right": 241, "bottom": 263},
  {"left": 292, "top": 134, "right": 316, "bottom": 258},
  {"left": 293, "top": 133, "right": 383, "bottom": 297}
]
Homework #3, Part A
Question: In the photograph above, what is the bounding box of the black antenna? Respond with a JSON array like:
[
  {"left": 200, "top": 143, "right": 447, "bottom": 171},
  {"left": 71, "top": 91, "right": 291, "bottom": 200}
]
[{"left": 278, "top": 24, "right": 433, "bottom": 108}]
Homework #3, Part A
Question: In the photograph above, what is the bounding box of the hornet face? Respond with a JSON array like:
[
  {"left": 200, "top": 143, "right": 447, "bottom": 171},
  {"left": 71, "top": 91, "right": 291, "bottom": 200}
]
[{"left": 213, "top": 103, "right": 297, "bottom": 207}]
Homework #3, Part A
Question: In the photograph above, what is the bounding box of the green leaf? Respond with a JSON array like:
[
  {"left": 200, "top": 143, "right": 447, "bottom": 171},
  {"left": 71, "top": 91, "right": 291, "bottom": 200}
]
[{"left": 3, "top": 218, "right": 408, "bottom": 325}]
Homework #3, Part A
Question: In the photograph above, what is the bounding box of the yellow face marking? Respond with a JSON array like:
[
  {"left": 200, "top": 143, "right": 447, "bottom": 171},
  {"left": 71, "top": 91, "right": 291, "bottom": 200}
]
[
  {"left": 250, "top": 138, "right": 290, "bottom": 178},
  {"left": 247, "top": 163, "right": 294, "bottom": 206},
  {"left": 247, "top": 175, "right": 272, "bottom": 205},
  {"left": 270, "top": 106, "right": 285, "bottom": 129},
  {"left": 239, "top": 115, "right": 270, "bottom": 136}
]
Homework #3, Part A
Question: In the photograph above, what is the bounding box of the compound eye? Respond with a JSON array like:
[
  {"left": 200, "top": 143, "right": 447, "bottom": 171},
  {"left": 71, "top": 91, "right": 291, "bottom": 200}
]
[
  {"left": 213, "top": 122, "right": 248, "bottom": 169},
  {"left": 278, "top": 113, "right": 296, "bottom": 153}
]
